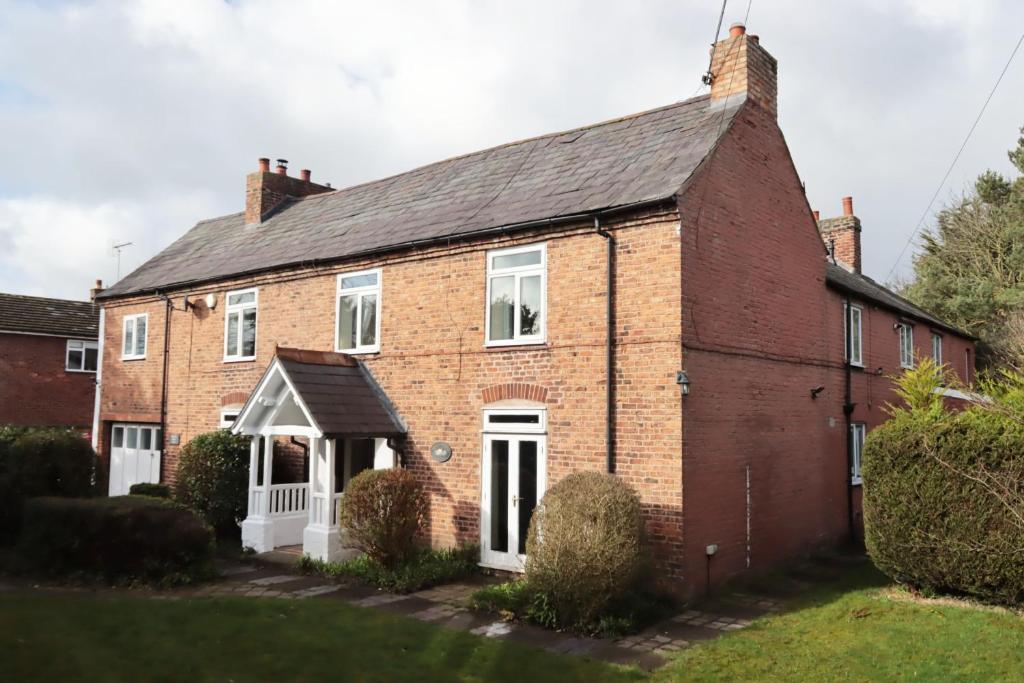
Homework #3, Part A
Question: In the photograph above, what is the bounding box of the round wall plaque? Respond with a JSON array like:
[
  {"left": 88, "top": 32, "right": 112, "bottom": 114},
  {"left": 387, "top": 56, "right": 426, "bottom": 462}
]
[{"left": 430, "top": 441, "right": 453, "bottom": 463}]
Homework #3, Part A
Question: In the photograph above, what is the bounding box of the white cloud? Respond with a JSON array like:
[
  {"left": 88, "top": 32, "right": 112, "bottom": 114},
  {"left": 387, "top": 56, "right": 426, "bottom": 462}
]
[{"left": 0, "top": 0, "right": 1021, "bottom": 298}]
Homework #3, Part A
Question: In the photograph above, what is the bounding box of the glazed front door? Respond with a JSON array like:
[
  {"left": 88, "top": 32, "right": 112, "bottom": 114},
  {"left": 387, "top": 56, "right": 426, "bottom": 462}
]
[{"left": 481, "top": 434, "right": 546, "bottom": 571}]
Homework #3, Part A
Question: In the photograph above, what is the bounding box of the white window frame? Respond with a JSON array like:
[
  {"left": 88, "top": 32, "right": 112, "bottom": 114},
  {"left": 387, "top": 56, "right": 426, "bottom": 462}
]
[
  {"left": 223, "top": 287, "right": 259, "bottom": 362},
  {"left": 931, "top": 332, "right": 942, "bottom": 365},
  {"left": 219, "top": 408, "right": 241, "bottom": 430},
  {"left": 844, "top": 303, "right": 863, "bottom": 367},
  {"left": 65, "top": 339, "right": 98, "bottom": 373},
  {"left": 335, "top": 268, "right": 382, "bottom": 354},
  {"left": 898, "top": 322, "right": 914, "bottom": 369},
  {"left": 482, "top": 407, "right": 547, "bottom": 434},
  {"left": 485, "top": 243, "right": 547, "bottom": 347},
  {"left": 851, "top": 423, "right": 866, "bottom": 485},
  {"left": 121, "top": 313, "right": 148, "bottom": 360}
]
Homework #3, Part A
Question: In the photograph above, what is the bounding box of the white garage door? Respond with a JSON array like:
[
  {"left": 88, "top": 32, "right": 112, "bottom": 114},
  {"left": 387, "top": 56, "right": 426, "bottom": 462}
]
[{"left": 108, "top": 423, "right": 162, "bottom": 496}]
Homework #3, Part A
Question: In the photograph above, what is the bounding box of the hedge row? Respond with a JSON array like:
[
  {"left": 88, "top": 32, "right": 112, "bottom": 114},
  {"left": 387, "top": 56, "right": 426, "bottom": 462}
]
[
  {"left": 863, "top": 361, "right": 1024, "bottom": 604},
  {"left": 20, "top": 496, "right": 214, "bottom": 585}
]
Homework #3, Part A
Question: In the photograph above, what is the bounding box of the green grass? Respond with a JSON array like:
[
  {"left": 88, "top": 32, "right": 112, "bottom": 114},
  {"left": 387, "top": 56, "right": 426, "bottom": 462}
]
[
  {"left": 7, "top": 562, "right": 1024, "bottom": 682},
  {"left": 0, "top": 593, "right": 640, "bottom": 683},
  {"left": 655, "top": 563, "right": 1024, "bottom": 682}
]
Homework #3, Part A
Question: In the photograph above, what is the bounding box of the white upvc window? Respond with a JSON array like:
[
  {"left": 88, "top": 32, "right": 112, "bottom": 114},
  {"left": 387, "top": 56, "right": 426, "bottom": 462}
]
[
  {"left": 851, "top": 423, "right": 866, "bottom": 485},
  {"left": 931, "top": 332, "right": 942, "bottom": 365},
  {"left": 486, "top": 243, "right": 546, "bottom": 346},
  {"left": 121, "top": 314, "right": 147, "bottom": 360},
  {"left": 66, "top": 339, "right": 98, "bottom": 372},
  {"left": 844, "top": 304, "right": 863, "bottom": 367},
  {"left": 336, "top": 268, "right": 381, "bottom": 354},
  {"left": 224, "top": 288, "right": 258, "bottom": 361},
  {"left": 898, "top": 322, "right": 914, "bottom": 369},
  {"left": 220, "top": 408, "right": 241, "bottom": 430}
]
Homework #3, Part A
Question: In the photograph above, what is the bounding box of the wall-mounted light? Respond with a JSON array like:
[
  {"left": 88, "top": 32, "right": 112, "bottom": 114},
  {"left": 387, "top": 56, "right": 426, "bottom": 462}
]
[
  {"left": 676, "top": 371, "right": 691, "bottom": 396},
  {"left": 810, "top": 386, "right": 825, "bottom": 399}
]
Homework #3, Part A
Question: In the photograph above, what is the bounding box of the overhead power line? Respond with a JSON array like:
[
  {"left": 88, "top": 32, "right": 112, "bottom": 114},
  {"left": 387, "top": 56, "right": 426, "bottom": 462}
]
[{"left": 885, "top": 32, "right": 1024, "bottom": 283}]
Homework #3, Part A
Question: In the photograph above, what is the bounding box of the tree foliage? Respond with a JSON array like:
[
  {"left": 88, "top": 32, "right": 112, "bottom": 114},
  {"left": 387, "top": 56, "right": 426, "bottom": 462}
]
[{"left": 906, "top": 127, "right": 1024, "bottom": 369}]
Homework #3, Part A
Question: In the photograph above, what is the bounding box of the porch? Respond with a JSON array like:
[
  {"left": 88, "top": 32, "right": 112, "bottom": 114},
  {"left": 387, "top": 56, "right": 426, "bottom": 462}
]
[{"left": 231, "top": 347, "right": 407, "bottom": 561}]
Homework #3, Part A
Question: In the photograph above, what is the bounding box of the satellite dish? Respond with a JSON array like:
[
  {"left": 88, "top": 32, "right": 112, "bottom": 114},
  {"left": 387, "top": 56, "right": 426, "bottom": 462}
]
[{"left": 205, "top": 293, "right": 217, "bottom": 309}]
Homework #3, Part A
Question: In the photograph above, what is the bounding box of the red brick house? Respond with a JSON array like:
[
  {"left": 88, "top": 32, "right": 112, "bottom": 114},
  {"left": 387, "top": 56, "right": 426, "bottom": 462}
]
[
  {"left": 93, "top": 25, "right": 973, "bottom": 593},
  {"left": 0, "top": 287, "right": 102, "bottom": 434}
]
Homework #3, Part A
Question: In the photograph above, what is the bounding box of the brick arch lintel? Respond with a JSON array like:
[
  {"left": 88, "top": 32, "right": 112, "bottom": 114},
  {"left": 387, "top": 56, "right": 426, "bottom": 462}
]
[
  {"left": 221, "top": 392, "right": 249, "bottom": 407},
  {"left": 481, "top": 383, "right": 548, "bottom": 405}
]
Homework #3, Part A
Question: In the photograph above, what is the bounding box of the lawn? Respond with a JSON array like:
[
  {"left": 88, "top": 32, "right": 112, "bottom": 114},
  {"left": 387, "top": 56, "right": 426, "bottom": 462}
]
[
  {"left": 0, "top": 593, "right": 640, "bottom": 683},
  {"left": 5, "top": 565, "right": 1024, "bottom": 682},
  {"left": 655, "top": 563, "right": 1024, "bottom": 682}
]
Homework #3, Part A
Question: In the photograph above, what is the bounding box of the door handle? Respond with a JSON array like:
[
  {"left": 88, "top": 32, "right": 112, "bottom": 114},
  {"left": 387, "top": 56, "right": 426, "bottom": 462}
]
[{"left": 512, "top": 495, "right": 521, "bottom": 506}]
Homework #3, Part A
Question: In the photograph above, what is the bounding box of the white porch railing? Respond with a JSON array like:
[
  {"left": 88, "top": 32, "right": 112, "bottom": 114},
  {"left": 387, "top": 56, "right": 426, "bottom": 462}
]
[
  {"left": 311, "top": 491, "right": 344, "bottom": 527},
  {"left": 331, "top": 492, "right": 343, "bottom": 526},
  {"left": 269, "top": 483, "right": 308, "bottom": 517}
]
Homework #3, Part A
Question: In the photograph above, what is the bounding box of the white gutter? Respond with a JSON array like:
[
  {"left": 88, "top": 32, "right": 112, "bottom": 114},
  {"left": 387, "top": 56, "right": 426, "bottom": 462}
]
[{"left": 90, "top": 307, "right": 105, "bottom": 450}]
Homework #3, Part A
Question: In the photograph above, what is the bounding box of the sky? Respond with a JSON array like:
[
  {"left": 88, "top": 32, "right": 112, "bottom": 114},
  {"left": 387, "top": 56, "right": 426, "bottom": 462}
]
[{"left": 0, "top": 0, "right": 1022, "bottom": 300}]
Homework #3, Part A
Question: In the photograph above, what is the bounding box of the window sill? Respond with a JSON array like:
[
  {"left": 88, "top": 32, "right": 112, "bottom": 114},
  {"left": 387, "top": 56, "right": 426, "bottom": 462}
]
[
  {"left": 851, "top": 478, "right": 863, "bottom": 486},
  {"left": 66, "top": 368, "right": 97, "bottom": 374},
  {"left": 223, "top": 357, "right": 256, "bottom": 364},
  {"left": 484, "top": 340, "right": 548, "bottom": 351},
  {"left": 121, "top": 356, "right": 146, "bottom": 362},
  {"left": 336, "top": 347, "right": 380, "bottom": 356}
]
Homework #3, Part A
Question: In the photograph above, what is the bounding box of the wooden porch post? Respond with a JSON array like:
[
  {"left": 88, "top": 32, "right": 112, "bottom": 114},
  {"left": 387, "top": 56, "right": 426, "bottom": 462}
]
[
  {"left": 247, "top": 436, "right": 260, "bottom": 518},
  {"left": 326, "top": 438, "right": 337, "bottom": 528},
  {"left": 260, "top": 434, "right": 273, "bottom": 519},
  {"left": 308, "top": 437, "right": 320, "bottom": 527}
]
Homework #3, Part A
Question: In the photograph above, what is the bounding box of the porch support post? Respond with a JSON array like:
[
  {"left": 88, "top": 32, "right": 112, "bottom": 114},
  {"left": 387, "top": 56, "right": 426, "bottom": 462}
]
[
  {"left": 260, "top": 434, "right": 273, "bottom": 518},
  {"left": 241, "top": 434, "right": 275, "bottom": 554},
  {"left": 302, "top": 437, "right": 344, "bottom": 562}
]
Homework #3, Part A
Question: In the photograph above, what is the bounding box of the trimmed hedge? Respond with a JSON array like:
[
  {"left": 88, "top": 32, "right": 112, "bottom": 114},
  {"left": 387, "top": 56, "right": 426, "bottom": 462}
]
[
  {"left": 19, "top": 496, "right": 214, "bottom": 585},
  {"left": 339, "top": 469, "right": 427, "bottom": 568},
  {"left": 863, "top": 361, "right": 1024, "bottom": 604},
  {"left": 0, "top": 428, "right": 98, "bottom": 542},
  {"left": 129, "top": 482, "right": 171, "bottom": 498},
  {"left": 175, "top": 431, "right": 250, "bottom": 535},
  {"left": 525, "top": 471, "right": 645, "bottom": 629}
]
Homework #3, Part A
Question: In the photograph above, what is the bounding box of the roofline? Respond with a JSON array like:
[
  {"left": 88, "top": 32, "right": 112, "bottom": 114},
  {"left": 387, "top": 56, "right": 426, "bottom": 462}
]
[
  {"left": 825, "top": 278, "right": 975, "bottom": 340},
  {"left": 0, "top": 329, "right": 98, "bottom": 340},
  {"left": 97, "top": 195, "right": 678, "bottom": 301}
]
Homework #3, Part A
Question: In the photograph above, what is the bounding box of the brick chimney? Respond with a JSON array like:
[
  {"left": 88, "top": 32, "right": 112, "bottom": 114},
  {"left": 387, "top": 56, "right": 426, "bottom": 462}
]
[
  {"left": 245, "top": 157, "right": 333, "bottom": 226},
  {"left": 90, "top": 279, "right": 104, "bottom": 302},
  {"left": 708, "top": 23, "right": 778, "bottom": 118},
  {"left": 817, "top": 196, "right": 862, "bottom": 273}
]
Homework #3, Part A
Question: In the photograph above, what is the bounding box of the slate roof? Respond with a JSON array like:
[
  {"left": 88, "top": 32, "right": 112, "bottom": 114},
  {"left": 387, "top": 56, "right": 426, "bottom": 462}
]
[
  {"left": 0, "top": 292, "right": 99, "bottom": 338},
  {"left": 100, "top": 94, "right": 743, "bottom": 299},
  {"left": 275, "top": 348, "right": 406, "bottom": 438},
  {"left": 825, "top": 263, "right": 972, "bottom": 338}
]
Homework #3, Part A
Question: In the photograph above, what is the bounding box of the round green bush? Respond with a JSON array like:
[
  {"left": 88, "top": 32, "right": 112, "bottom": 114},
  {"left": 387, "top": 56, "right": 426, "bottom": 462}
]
[
  {"left": 339, "top": 468, "right": 427, "bottom": 568},
  {"left": 175, "top": 431, "right": 250, "bottom": 535},
  {"left": 525, "top": 471, "right": 644, "bottom": 627},
  {"left": 863, "top": 365, "right": 1024, "bottom": 604},
  {"left": 0, "top": 429, "right": 98, "bottom": 542}
]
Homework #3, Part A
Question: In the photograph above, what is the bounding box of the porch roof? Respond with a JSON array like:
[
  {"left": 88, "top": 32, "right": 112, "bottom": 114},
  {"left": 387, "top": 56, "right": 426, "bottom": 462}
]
[{"left": 234, "top": 347, "right": 406, "bottom": 438}]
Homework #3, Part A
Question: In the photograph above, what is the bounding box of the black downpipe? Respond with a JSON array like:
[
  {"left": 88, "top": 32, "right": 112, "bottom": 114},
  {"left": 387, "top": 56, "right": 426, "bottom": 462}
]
[
  {"left": 159, "top": 296, "right": 172, "bottom": 472},
  {"left": 596, "top": 217, "right": 615, "bottom": 474},
  {"left": 843, "top": 295, "right": 856, "bottom": 542}
]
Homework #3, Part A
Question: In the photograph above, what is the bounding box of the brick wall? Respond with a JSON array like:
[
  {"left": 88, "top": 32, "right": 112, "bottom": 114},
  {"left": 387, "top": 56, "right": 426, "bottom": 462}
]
[
  {"left": 0, "top": 332, "right": 96, "bottom": 429},
  {"left": 678, "top": 101, "right": 848, "bottom": 595},
  {"left": 98, "top": 208, "right": 686, "bottom": 575}
]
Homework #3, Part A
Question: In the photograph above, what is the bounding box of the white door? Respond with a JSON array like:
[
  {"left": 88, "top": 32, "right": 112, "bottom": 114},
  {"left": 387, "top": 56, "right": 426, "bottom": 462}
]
[
  {"left": 108, "top": 423, "right": 162, "bottom": 496},
  {"left": 481, "top": 433, "right": 546, "bottom": 571}
]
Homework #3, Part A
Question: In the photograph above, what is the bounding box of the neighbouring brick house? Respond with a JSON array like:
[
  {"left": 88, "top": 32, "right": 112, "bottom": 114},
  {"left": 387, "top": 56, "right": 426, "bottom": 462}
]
[
  {"left": 94, "top": 24, "right": 973, "bottom": 594},
  {"left": 0, "top": 285, "right": 102, "bottom": 434}
]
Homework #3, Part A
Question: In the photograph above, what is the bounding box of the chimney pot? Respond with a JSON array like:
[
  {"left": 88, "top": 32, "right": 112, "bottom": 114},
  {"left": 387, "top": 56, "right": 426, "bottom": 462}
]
[
  {"left": 276, "top": 159, "right": 288, "bottom": 175},
  {"left": 258, "top": 158, "right": 270, "bottom": 173},
  {"left": 842, "top": 196, "right": 854, "bottom": 216},
  {"left": 89, "top": 279, "right": 104, "bottom": 302},
  {"left": 300, "top": 169, "right": 311, "bottom": 182},
  {"left": 709, "top": 24, "right": 777, "bottom": 118},
  {"left": 812, "top": 210, "right": 820, "bottom": 221},
  {"left": 729, "top": 22, "right": 746, "bottom": 37}
]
